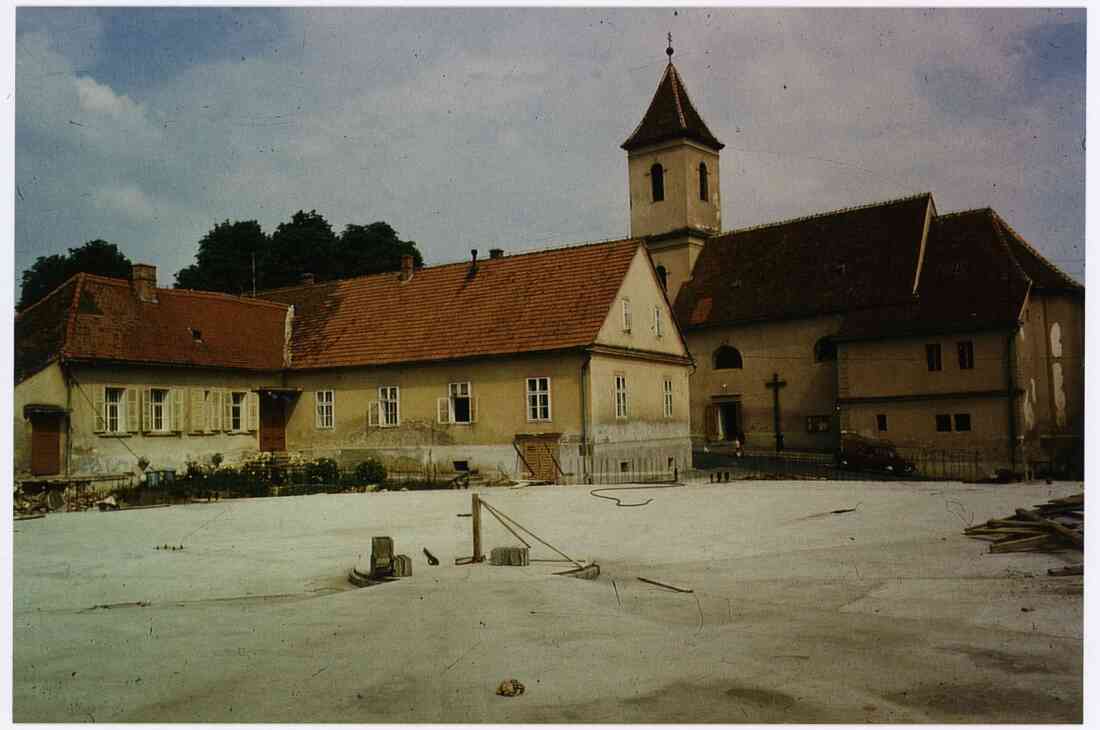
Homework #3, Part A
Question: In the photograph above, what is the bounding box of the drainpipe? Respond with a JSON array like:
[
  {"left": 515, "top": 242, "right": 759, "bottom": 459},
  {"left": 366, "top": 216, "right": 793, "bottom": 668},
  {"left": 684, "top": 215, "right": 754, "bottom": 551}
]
[
  {"left": 580, "top": 353, "right": 591, "bottom": 484},
  {"left": 62, "top": 362, "right": 73, "bottom": 477},
  {"left": 1005, "top": 329, "right": 1019, "bottom": 472}
]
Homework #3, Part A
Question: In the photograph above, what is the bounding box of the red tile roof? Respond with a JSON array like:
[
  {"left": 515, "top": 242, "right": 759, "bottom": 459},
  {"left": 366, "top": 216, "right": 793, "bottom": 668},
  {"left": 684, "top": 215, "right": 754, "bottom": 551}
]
[
  {"left": 258, "top": 239, "right": 643, "bottom": 369},
  {"left": 622, "top": 62, "right": 723, "bottom": 152},
  {"left": 675, "top": 194, "right": 933, "bottom": 329},
  {"left": 14, "top": 273, "right": 290, "bottom": 381}
]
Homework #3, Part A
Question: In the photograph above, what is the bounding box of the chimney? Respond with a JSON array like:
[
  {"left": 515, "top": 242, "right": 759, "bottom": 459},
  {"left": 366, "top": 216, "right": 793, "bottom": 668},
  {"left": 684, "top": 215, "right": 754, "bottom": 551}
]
[
  {"left": 300, "top": 273, "right": 315, "bottom": 286},
  {"left": 131, "top": 264, "right": 157, "bottom": 303},
  {"left": 399, "top": 255, "right": 414, "bottom": 282},
  {"left": 468, "top": 249, "right": 479, "bottom": 277},
  {"left": 489, "top": 248, "right": 504, "bottom": 259}
]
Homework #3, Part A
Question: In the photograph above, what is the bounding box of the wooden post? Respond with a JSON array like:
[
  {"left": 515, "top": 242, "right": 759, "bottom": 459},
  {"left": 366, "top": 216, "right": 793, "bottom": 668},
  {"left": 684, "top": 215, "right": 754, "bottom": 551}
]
[{"left": 472, "top": 492, "right": 484, "bottom": 563}]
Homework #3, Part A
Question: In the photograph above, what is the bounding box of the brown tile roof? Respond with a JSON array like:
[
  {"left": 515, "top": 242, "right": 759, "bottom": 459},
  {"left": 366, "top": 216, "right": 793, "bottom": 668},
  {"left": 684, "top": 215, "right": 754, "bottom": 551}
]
[
  {"left": 14, "top": 273, "right": 290, "bottom": 381},
  {"left": 622, "top": 62, "right": 723, "bottom": 152},
  {"left": 834, "top": 209, "right": 1034, "bottom": 341},
  {"left": 257, "top": 239, "right": 643, "bottom": 369},
  {"left": 674, "top": 193, "right": 933, "bottom": 329},
  {"left": 992, "top": 211, "right": 1083, "bottom": 293}
]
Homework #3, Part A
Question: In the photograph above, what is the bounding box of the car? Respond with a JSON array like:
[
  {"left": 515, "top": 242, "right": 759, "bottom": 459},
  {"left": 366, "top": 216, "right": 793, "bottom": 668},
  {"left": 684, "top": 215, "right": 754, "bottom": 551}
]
[{"left": 836, "top": 434, "right": 916, "bottom": 475}]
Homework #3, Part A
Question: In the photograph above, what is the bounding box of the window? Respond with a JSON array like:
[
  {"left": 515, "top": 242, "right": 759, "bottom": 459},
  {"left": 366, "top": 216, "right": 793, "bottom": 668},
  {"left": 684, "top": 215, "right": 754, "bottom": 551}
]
[
  {"left": 663, "top": 379, "right": 673, "bottom": 418},
  {"left": 935, "top": 414, "right": 952, "bottom": 432},
  {"left": 814, "top": 337, "right": 837, "bottom": 363},
  {"left": 806, "top": 415, "right": 831, "bottom": 433},
  {"left": 650, "top": 163, "right": 664, "bottom": 202},
  {"left": 713, "top": 345, "right": 743, "bottom": 370},
  {"left": 315, "top": 390, "right": 334, "bottom": 429},
  {"left": 876, "top": 414, "right": 888, "bottom": 432},
  {"left": 622, "top": 298, "right": 632, "bottom": 332},
  {"left": 105, "top": 387, "right": 125, "bottom": 434},
  {"left": 699, "top": 162, "right": 709, "bottom": 201},
  {"left": 654, "top": 306, "right": 663, "bottom": 338},
  {"left": 150, "top": 389, "right": 169, "bottom": 432},
  {"left": 954, "top": 413, "right": 972, "bottom": 432},
  {"left": 379, "top": 386, "right": 400, "bottom": 427},
  {"left": 958, "top": 341, "right": 974, "bottom": 370},
  {"left": 926, "top": 344, "right": 943, "bottom": 371},
  {"left": 655, "top": 265, "right": 668, "bottom": 291},
  {"left": 230, "top": 392, "right": 245, "bottom": 432},
  {"left": 450, "top": 382, "right": 472, "bottom": 424},
  {"left": 614, "top": 375, "right": 628, "bottom": 419},
  {"left": 620, "top": 460, "right": 631, "bottom": 473},
  {"left": 527, "top": 377, "right": 552, "bottom": 422}
]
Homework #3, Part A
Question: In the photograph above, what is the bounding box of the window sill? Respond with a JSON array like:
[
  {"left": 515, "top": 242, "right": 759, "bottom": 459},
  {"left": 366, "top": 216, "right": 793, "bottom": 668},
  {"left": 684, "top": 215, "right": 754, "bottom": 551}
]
[
  {"left": 142, "top": 431, "right": 180, "bottom": 437},
  {"left": 99, "top": 432, "right": 132, "bottom": 438}
]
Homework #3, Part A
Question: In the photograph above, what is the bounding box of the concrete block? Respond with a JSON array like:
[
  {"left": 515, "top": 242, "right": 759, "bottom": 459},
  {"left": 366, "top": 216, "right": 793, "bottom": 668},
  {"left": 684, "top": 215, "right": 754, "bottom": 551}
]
[
  {"left": 392, "top": 554, "right": 412, "bottom": 577},
  {"left": 490, "top": 546, "right": 530, "bottom": 566}
]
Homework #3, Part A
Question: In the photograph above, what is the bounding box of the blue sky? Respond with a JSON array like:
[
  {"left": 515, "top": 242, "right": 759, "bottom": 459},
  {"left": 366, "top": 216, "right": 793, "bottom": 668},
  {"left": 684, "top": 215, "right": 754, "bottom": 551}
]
[{"left": 14, "top": 7, "right": 1086, "bottom": 286}]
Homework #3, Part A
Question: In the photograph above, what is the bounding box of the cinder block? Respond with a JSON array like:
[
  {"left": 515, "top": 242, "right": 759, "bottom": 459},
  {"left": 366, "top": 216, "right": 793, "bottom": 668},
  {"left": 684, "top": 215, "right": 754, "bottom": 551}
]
[
  {"left": 490, "top": 546, "right": 529, "bottom": 566},
  {"left": 392, "top": 554, "right": 412, "bottom": 577}
]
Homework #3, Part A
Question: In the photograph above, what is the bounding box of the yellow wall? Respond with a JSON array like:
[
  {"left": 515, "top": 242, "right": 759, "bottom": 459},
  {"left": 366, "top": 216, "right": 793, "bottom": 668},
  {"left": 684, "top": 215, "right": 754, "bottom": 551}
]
[
  {"left": 628, "top": 140, "right": 720, "bottom": 238},
  {"left": 595, "top": 246, "right": 689, "bottom": 358},
  {"left": 13, "top": 362, "right": 68, "bottom": 477},
  {"left": 685, "top": 316, "right": 843, "bottom": 451}
]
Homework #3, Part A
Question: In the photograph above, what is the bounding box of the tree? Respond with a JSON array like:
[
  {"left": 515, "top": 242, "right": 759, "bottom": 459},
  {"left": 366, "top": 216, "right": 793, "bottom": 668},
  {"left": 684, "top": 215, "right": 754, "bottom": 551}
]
[
  {"left": 174, "top": 220, "right": 269, "bottom": 295},
  {"left": 335, "top": 222, "right": 423, "bottom": 280},
  {"left": 18, "top": 239, "right": 132, "bottom": 311},
  {"left": 265, "top": 210, "right": 339, "bottom": 288}
]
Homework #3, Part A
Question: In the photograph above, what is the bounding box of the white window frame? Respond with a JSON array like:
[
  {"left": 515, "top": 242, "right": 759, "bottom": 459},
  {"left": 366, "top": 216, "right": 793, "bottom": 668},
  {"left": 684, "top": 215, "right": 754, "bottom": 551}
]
[
  {"left": 449, "top": 382, "right": 472, "bottom": 424},
  {"left": 230, "top": 391, "right": 246, "bottom": 432},
  {"left": 654, "top": 306, "right": 663, "bottom": 338},
  {"left": 614, "top": 374, "right": 628, "bottom": 419},
  {"left": 149, "top": 388, "right": 170, "bottom": 432},
  {"left": 663, "top": 378, "right": 673, "bottom": 418},
  {"left": 526, "top": 377, "right": 552, "bottom": 422},
  {"left": 316, "top": 390, "right": 335, "bottom": 430},
  {"left": 105, "top": 387, "right": 125, "bottom": 434},
  {"left": 379, "top": 386, "right": 400, "bottom": 427},
  {"left": 622, "top": 298, "right": 632, "bottom": 332}
]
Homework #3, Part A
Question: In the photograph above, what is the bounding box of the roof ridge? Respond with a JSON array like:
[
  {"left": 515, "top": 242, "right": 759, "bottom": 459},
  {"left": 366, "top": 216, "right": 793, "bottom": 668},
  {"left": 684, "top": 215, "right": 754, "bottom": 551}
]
[
  {"left": 986, "top": 210, "right": 1035, "bottom": 291},
  {"left": 77, "top": 272, "right": 292, "bottom": 309},
  {"left": 14, "top": 271, "right": 85, "bottom": 319},
  {"left": 669, "top": 63, "right": 687, "bottom": 129},
  {"left": 255, "top": 236, "right": 643, "bottom": 296},
  {"left": 719, "top": 192, "right": 933, "bottom": 238},
  {"left": 935, "top": 206, "right": 993, "bottom": 220},
  {"left": 989, "top": 210, "right": 1083, "bottom": 290}
]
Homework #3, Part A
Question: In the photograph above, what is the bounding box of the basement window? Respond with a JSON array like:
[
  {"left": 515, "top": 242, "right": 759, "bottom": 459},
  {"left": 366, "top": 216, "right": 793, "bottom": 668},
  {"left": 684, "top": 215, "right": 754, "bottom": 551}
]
[
  {"left": 954, "top": 413, "right": 972, "bottom": 432},
  {"left": 935, "top": 414, "right": 952, "bottom": 432},
  {"left": 453, "top": 460, "right": 469, "bottom": 473}
]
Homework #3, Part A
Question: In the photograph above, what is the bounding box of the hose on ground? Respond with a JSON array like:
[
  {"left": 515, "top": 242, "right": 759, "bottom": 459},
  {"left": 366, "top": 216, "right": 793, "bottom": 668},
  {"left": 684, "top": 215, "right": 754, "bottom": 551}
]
[{"left": 589, "top": 483, "right": 683, "bottom": 507}]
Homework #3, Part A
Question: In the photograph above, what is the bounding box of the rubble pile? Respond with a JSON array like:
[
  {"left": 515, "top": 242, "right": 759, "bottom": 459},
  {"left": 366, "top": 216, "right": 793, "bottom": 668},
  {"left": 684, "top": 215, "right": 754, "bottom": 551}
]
[{"left": 964, "top": 493, "right": 1084, "bottom": 557}]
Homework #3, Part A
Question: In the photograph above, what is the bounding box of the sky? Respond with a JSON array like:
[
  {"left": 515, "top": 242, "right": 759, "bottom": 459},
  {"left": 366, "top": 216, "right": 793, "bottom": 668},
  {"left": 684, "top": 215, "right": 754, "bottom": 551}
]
[{"left": 14, "top": 7, "right": 1086, "bottom": 287}]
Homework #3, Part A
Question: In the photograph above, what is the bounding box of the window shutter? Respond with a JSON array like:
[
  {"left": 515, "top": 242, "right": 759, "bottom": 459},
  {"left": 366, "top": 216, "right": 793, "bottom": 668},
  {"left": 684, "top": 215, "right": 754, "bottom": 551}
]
[
  {"left": 93, "top": 385, "right": 105, "bottom": 433},
  {"left": 142, "top": 388, "right": 152, "bottom": 433},
  {"left": 367, "top": 401, "right": 380, "bottom": 427},
  {"left": 172, "top": 389, "right": 184, "bottom": 432},
  {"left": 246, "top": 392, "right": 259, "bottom": 431},
  {"left": 209, "top": 390, "right": 222, "bottom": 432},
  {"left": 315, "top": 391, "right": 322, "bottom": 428},
  {"left": 126, "top": 388, "right": 140, "bottom": 433},
  {"left": 471, "top": 397, "right": 479, "bottom": 424},
  {"left": 190, "top": 389, "right": 205, "bottom": 433},
  {"left": 704, "top": 405, "right": 719, "bottom": 441},
  {"left": 223, "top": 391, "right": 232, "bottom": 432},
  {"left": 437, "top": 397, "right": 450, "bottom": 424}
]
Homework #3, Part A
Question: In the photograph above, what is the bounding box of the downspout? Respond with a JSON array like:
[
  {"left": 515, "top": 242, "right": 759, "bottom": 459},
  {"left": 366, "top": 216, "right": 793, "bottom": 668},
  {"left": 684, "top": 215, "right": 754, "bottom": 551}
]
[
  {"left": 62, "top": 361, "right": 73, "bottom": 477},
  {"left": 1005, "top": 329, "right": 1019, "bottom": 472},
  {"left": 580, "top": 353, "right": 591, "bottom": 484}
]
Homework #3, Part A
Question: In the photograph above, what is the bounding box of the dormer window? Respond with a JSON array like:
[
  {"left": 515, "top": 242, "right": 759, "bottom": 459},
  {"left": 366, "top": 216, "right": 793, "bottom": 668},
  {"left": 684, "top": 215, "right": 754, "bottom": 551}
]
[
  {"left": 699, "top": 162, "right": 709, "bottom": 201},
  {"left": 189, "top": 328, "right": 203, "bottom": 342},
  {"left": 650, "top": 163, "right": 665, "bottom": 202}
]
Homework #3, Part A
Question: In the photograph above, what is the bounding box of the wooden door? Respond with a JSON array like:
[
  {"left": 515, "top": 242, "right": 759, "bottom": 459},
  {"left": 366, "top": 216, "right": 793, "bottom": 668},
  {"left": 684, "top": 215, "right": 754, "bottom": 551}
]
[
  {"left": 30, "top": 414, "right": 61, "bottom": 476},
  {"left": 259, "top": 395, "right": 286, "bottom": 452},
  {"left": 519, "top": 436, "right": 559, "bottom": 481}
]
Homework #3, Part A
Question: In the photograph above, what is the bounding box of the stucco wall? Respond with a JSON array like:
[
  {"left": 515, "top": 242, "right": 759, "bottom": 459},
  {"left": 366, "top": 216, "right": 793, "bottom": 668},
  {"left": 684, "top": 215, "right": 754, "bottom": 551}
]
[
  {"left": 595, "top": 246, "right": 689, "bottom": 358},
  {"left": 627, "top": 140, "right": 720, "bottom": 239},
  {"left": 64, "top": 364, "right": 282, "bottom": 475},
  {"left": 13, "top": 363, "right": 69, "bottom": 477},
  {"left": 282, "top": 352, "right": 587, "bottom": 478},
  {"left": 685, "top": 316, "right": 843, "bottom": 451},
  {"left": 843, "top": 397, "right": 1014, "bottom": 455}
]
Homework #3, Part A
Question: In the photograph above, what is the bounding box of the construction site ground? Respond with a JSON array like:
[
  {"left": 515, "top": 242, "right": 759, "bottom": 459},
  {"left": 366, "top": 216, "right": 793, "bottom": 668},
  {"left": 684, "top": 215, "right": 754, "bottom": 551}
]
[{"left": 13, "top": 479, "right": 1084, "bottom": 722}]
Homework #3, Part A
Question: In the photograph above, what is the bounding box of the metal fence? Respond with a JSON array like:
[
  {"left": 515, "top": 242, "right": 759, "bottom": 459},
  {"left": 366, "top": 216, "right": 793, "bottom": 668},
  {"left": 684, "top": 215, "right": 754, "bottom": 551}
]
[{"left": 585, "top": 455, "right": 680, "bottom": 485}]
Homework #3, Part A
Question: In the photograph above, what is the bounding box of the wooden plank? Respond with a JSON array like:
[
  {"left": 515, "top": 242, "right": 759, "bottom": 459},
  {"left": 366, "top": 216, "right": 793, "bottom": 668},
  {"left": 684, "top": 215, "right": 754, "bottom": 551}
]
[
  {"left": 1048, "top": 564, "right": 1083, "bottom": 576},
  {"left": 1015, "top": 508, "right": 1084, "bottom": 549},
  {"left": 472, "top": 493, "right": 484, "bottom": 563},
  {"left": 989, "top": 534, "right": 1057, "bottom": 553}
]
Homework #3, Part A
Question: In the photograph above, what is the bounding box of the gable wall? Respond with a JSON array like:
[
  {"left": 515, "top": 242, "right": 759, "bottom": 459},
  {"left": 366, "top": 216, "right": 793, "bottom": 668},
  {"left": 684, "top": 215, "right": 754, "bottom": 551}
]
[
  {"left": 595, "top": 246, "right": 688, "bottom": 357},
  {"left": 13, "top": 363, "right": 68, "bottom": 477}
]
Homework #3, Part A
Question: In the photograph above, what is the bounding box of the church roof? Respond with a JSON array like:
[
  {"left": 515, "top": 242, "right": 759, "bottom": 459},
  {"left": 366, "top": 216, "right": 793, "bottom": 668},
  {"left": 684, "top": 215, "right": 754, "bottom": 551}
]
[
  {"left": 14, "top": 273, "right": 291, "bottom": 383},
  {"left": 674, "top": 194, "right": 933, "bottom": 329},
  {"left": 622, "top": 62, "right": 724, "bottom": 152},
  {"left": 257, "top": 238, "right": 644, "bottom": 369}
]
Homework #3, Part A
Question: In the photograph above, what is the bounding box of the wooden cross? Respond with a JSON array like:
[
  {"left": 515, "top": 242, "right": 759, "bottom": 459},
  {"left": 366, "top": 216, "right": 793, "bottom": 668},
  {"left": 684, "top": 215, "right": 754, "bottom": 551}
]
[{"left": 764, "top": 372, "right": 787, "bottom": 452}]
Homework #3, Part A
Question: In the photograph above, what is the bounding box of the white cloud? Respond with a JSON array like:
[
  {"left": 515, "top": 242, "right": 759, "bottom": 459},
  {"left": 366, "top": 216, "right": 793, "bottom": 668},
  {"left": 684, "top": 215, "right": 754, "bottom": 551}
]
[{"left": 94, "top": 185, "right": 157, "bottom": 222}]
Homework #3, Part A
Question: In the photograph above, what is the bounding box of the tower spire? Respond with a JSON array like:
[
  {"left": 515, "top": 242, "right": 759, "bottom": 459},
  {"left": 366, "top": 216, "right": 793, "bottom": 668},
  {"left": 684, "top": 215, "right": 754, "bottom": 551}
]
[{"left": 666, "top": 32, "right": 674, "bottom": 62}]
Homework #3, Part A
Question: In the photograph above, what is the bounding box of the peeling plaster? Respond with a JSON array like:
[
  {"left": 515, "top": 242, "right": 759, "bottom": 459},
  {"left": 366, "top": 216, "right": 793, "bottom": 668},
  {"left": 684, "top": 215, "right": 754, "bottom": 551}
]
[
  {"left": 1051, "top": 363, "right": 1067, "bottom": 427},
  {"left": 1050, "top": 323, "right": 1063, "bottom": 358}
]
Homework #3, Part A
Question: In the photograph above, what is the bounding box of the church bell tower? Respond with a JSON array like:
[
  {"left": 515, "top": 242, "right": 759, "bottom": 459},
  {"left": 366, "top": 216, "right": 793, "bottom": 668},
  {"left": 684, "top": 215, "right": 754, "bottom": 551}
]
[{"left": 623, "top": 37, "right": 723, "bottom": 302}]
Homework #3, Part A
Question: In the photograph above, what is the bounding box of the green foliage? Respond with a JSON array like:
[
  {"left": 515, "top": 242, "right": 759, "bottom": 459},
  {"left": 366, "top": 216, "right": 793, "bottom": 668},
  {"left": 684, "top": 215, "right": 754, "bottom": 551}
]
[
  {"left": 265, "top": 210, "right": 339, "bottom": 288},
  {"left": 174, "top": 220, "right": 269, "bottom": 295},
  {"left": 334, "top": 222, "right": 423, "bottom": 281},
  {"left": 354, "top": 458, "right": 387, "bottom": 485},
  {"left": 19, "top": 239, "right": 132, "bottom": 311},
  {"left": 304, "top": 456, "right": 340, "bottom": 485}
]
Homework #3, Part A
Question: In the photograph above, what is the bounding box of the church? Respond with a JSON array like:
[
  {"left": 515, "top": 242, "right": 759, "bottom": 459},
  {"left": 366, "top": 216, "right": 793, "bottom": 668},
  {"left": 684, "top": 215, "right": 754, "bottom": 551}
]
[
  {"left": 626, "top": 45, "right": 1083, "bottom": 478},
  {"left": 13, "top": 44, "right": 1084, "bottom": 482}
]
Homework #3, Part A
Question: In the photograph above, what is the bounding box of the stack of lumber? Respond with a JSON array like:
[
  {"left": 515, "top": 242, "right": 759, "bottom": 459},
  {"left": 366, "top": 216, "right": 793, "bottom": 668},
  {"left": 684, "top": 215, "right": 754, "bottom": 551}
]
[{"left": 964, "top": 493, "right": 1083, "bottom": 554}]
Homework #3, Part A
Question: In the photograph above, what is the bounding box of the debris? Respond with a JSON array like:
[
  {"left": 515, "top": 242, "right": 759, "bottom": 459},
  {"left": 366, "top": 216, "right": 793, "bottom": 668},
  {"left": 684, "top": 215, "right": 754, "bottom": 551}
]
[
  {"left": 555, "top": 563, "right": 600, "bottom": 579},
  {"left": 638, "top": 576, "right": 693, "bottom": 593},
  {"left": 370, "top": 536, "right": 395, "bottom": 578},
  {"left": 393, "top": 554, "right": 413, "bottom": 577},
  {"left": 14, "top": 514, "right": 45, "bottom": 522},
  {"left": 490, "top": 546, "right": 530, "bottom": 566},
  {"left": 496, "top": 679, "right": 525, "bottom": 697},
  {"left": 96, "top": 495, "right": 120, "bottom": 511},
  {"left": 1048, "top": 564, "right": 1083, "bottom": 577},
  {"left": 423, "top": 548, "right": 440, "bottom": 566},
  {"left": 964, "top": 493, "right": 1083, "bottom": 555}
]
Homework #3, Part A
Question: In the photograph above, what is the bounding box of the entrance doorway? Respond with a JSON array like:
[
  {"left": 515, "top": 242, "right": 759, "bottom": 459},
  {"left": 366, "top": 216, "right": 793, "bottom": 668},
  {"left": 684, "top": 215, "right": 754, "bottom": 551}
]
[
  {"left": 29, "top": 413, "right": 62, "bottom": 476},
  {"left": 515, "top": 434, "right": 561, "bottom": 481},
  {"left": 259, "top": 393, "right": 287, "bottom": 452},
  {"left": 718, "top": 401, "right": 742, "bottom": 441}
]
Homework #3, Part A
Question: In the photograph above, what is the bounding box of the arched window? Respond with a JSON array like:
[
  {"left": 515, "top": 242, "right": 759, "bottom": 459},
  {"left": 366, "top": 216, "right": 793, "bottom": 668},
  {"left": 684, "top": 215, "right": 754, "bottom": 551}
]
[
  {"left": 650, "top": 163, "right": 665, "bottom": 202},
  {"left": 655, "top": 265, "right": 668, "bottom": 291},
  {"left": 713, "top": 345, "right": 743, "bottom": 370},
  {"left": 699, "top": 162, "right": 709, "bottom": 202},
  {"left": 814, "top": 337, "right": 837, "bottom": 363}
]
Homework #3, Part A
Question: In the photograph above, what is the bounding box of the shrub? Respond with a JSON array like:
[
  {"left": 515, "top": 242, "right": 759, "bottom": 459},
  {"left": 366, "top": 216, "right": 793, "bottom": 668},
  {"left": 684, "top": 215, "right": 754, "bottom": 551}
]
[
  {"left": 304, "top": 457, "right": 340, "bottom": 485},
  {"left": 355, "top": 458, "right": 387, "bottom": 485}
]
